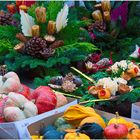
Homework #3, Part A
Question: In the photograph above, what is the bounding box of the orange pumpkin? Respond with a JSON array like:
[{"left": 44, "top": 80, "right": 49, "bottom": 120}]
[{"left": 127, "top": 128, "right": 140, "bottom": 139}]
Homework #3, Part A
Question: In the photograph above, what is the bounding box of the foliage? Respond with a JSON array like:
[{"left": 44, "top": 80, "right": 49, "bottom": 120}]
[
  {"left": 46, "top": 1, "right": 64, "bottom": 21},
  {"left": 0, "top": 26, "right": 20, "bottom": 45},
  {"left": 117, "top": 88, "right": 140, "bottom": 104},
  {"left": 56, "top": 20, "right": 91, "bottom": 44},
  {"left": 0, "top": 39, "right": 14, "bottom": 64},
  {"left": 4, "top": 42, "right": 97, "bottom": 72}
]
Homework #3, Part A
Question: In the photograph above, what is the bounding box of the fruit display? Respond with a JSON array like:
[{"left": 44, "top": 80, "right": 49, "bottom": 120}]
[
  {"left": 0, "top": 71, "right": 68, "bottom": 123},
  {"left": 35, "top": 104, "right": 140, "bottom": 139},
  {"left": 49, "top": 73, "right": 82, "bottom": 93}
]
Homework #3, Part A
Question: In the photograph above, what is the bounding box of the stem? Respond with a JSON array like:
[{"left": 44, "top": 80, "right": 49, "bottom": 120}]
[
  {"left": 115, "top": 112, "right": 119, "bottom": 125},
  {"left": 129, "top": 128, "right": 135, "bottom": 134}
]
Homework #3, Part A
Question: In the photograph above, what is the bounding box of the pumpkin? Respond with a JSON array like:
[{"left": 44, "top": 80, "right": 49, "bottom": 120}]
[
  {"left": 108, "top": 112, "right": 138, "bottom": 130},
  {"left": 127, "top": 128, "right": 140, "bottom": 139},
  {"left": 30, "top": 86, "right": 57, "bottom": 114},
  {"left": 79, "top": 123, "right": 104, "bottom": 139},
  {"left": 0, "top": 72, "right": 21, "bottom": 94},
  {"left": 79, "top": 116, "right": 106, "bottom": 128},
  {"left": 104, "top": 124, "right": 128, "bottom": 139},
  {"left": 63, "top": 104, "right": 100, "bottom": 127},
  {"left": 64, "top": 132, "right": 90, "bottom": 140},
  {"left": 4, "top": 92, "right": 38, "bottom": 122},
  {"left": 54, "top": 92, "right": 68, "bottom": 108},
  {"left": 17, "top": 84, "right": 31, "bottom": 99},
  {"left": 98, "top": 88, "right": 111, "bottom": 99}
]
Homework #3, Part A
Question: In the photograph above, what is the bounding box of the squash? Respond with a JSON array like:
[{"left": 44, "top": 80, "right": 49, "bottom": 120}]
[
  {"left": 41, "top": 125, "right": 66, "bottom": 139},
  {"left": 30, "top": 86, "right": 57, "bottom": 114},
  {"left": 79, "top": 123, "right": 103, "bottom": 139},
  {"left": 54, "top": 117, "right": 73, "bottom": 132},
  {"left": 4, "top": 92, "right": 38, "bottom": 122},
  {"left": 98, "top": 88, "right": 111, "bottom": 99},
  {"left": 108, "top": 112, "right": 138, "bottom": 130},
  {"left": 0, "top": 72, "right": 21, "bottom": 94},
  {"left": 17, "top": 84, "right": 31, "bottom": 99},
  {"left": 79, "top": 116, "right": 106, "bottom": 128},
  {"left": 127, "top": 128, "right": 140, "bottom": 139},
  {"left": 63, "top": 104, "right": 100, "bottom": 127},
  {"left": 64, "top": 132, "right": 90, "bottom": 140},
  {"left": 0, "top": 97, "right": 8, "bottom": 123},
  {"left": 54, "top": 92, "right": 68, "bottom": 108}
]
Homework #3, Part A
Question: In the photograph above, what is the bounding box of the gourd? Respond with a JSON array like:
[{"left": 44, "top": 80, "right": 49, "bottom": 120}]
[
  {"left": 127, "top": 128, "right": 140, "bottom": 139},
  {"left": 0, "top": 72, "right": 21, "bottom": 94},
  {"left": 54, "top": 92, "right": 68, "bottom": 108},
  {"left": 18, "top": 84, "right": 31, "bottom": 99},
  {"left": 40, "top": 125, "right": 66, "bottom": 139},
  {"left": 4, "top": 92, "right": 38, "bottom": 122},
  {"left": 0, "top": 97, "right": 8, "bottom": 123},
  {"left": 79, "top": 123, "right": 104, "bottom": 139},
  {"left": 54, "top": 117, "right": 73, "bottom": 132},
  {"left": 30, "top": 86, "right": 57, "bottom": 114},
  {"left": 104, "top": 124, "right": 128, "bottom": 139},
  {"left": 108, "top": 112, "right": 138, "bottom": 130},
  {"left": 64, "top": 132, "right": 90, "bottom": 140},
  {"left": 63, "top": 104, "right": 100, "bottom": 126},
  {"left": 79, "top": 116, "right": 106, "bottom": 128}
]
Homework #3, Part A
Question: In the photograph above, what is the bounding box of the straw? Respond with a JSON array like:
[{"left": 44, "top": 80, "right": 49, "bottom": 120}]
[
  {"left": 71, "top": 67, "right": 96, "bottom": 84},
  {"left": 79, "top": 98, "right": 110, "bottom": 104},
  {"left": 53, "top": 90, "right": 81, "bottom": 99}
]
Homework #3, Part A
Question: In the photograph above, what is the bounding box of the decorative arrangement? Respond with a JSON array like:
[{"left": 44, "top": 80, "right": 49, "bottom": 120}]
[
  {"left": 49, "top": 73, "right": 82, "bottom": 93},
  {"left": 85, "top": 51, "right": 112, "bottom": 73},
  {"left": 14, "top": 4, "right": 68, "bottom": 59}
]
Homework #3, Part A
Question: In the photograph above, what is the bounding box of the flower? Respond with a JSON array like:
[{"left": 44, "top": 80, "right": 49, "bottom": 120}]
[
  {"left": 113, "top": 77, "right": 127, "bottom": 85},
  {"left": 118, "top": 60, "right": 127, "bottom": 70},
  {"left": 96, "top": 77, "right": 118, "bottom": 96}
]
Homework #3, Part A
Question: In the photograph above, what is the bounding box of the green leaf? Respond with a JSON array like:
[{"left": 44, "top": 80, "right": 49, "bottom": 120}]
[{"left": 46, "top": 1, "right": 64, "bottom": 21}]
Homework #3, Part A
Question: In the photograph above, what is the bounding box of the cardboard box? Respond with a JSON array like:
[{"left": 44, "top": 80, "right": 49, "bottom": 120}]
[
  {"left": 0, "top": 98, "right": 77, "bottom": 139},
  {"left": 131, "top": 102, "right": 140, "bottom": 120},
  {"left": 28, "top": 109, "right": 140, "bottom": 138}
]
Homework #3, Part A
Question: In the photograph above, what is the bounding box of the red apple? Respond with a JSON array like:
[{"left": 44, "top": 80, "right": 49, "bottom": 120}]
[{"left": 104, "top": 124, "right": 128, "bottom": 139}]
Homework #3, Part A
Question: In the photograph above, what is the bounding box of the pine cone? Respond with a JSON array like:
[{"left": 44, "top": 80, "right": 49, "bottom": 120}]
[
  {"left": 62, "top": 81, "right": 76, "bottom": 93},
  {"left": 39, "top": 48, "right": 55, "bottom": 59},
  {"left": 87, "top": 24, "right": 94, "bottom": 32},
  {"left": 24, "top": 37, "right": 47, "bottom": 57},
  {"left": 0, "top": 65, "right": 7, "bottom": 76},
  {"left": 0, "top": 11, "right": 14, "bottom": 25},
  {"left": 49, "top": 40, "right": 64, "bottom": 49},
  {"left": 63, "top": 73, "right": 74, "bottom": 82},
  {"left": 93, "top": 21, "right": 106, "bottom": 32}
]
